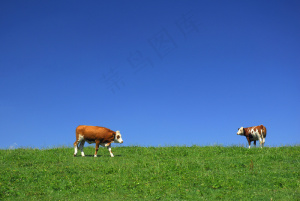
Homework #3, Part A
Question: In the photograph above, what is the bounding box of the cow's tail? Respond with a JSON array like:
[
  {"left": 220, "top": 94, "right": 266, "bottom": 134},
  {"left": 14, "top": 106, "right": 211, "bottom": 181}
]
[
  {"left": 261, "top": 125, "right": 267, "bottom": 138},
  {"left": 74, "top": 131, "right": 80, "bottom": 149}
]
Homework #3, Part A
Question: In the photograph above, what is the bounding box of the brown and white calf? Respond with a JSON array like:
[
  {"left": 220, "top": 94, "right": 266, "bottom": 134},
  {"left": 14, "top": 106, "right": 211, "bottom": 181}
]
[
  {"left": 237, "top": 125, "right": 267, "bottom": 148},
  {"left": 74, "top": 125, "right": 123, "bottom": 157}
]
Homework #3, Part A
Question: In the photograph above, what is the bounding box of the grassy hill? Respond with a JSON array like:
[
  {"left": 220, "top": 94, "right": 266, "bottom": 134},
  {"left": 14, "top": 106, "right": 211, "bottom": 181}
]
[{"left": 0, "top": 146, "right": 299, "bottom": 200}]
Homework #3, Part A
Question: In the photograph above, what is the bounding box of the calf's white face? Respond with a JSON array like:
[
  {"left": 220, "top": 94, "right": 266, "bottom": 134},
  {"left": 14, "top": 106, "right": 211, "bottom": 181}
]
[
  {"left": 114, "top": 131, "right": 123, "bottom": 144},
  {"left": 237, "top": 127, "right": 244, "bottom": 135}
]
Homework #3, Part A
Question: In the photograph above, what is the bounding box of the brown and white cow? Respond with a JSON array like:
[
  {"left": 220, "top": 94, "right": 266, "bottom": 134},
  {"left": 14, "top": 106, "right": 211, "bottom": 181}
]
[
  {"left": 74, "top": 125, "right": 123, "bottom": 157},
  {"left": 237, "top": 125, "right": 267, "bottom": 148}
]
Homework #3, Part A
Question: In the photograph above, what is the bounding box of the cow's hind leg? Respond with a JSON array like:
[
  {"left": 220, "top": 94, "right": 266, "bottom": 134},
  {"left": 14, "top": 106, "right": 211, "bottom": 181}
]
[
  {"left": 258, "top": 137, "right": 263, "bottom": 148},
  {"left": 261, "top": 137, "right": 265, "bottom": 148},
  {"left": 74, "top": 134, "right": 84, "bottom": 156},
  {"left": 94, "top": 141, "right": 100, "bottom": 157},
  {"left": 79, "top": 141, "right": 85, "bottom": 156},
  {"left": 253, "top": 140, "right": 256, "bottom": 148},
  {"left": 74, "top": 141, "right": 78, "bottom": 156}
]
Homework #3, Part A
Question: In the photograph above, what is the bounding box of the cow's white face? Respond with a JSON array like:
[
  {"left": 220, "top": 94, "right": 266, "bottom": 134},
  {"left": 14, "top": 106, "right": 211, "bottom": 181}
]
[
  {"left": 237, "top": 127, "right": 244, "bottom": 135},
  {"left": 114, "top": 131, "right": 123, "bottom": 144}
]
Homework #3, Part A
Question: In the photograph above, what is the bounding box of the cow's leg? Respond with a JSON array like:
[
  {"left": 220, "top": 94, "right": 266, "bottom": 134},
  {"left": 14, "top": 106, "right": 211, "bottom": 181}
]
[
  {"left": 105, "top": 142, "right": 112, "bottom": 147},
  {"left": 258, "top": 137, "right": 263, "bottom": 148},
  {"left": 107, "top": 144, "right": 114, "bottom": 157},
  {"left": 253, "top": 140, "right": 256, "bottom": 148},
  {"left": 79, "top": 141, "right": 85, "bottom": 156},
  {"left": 73, "top": 141, "right": 78, "bottom": 156},
  {"left": 94, "top": 141, "right": 100, "bottom": 157},
  {"left": 247, "top": 137, "right": 251, "bottom": 149},
  {"left": 261, "top": 137, "right": 265, "bottom": 148}
]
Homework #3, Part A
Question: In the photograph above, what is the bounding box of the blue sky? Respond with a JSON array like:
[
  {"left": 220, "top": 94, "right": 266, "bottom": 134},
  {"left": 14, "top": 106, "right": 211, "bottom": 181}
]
[{"left": 1, "top": 0, "right": 299, "bottom": 149}]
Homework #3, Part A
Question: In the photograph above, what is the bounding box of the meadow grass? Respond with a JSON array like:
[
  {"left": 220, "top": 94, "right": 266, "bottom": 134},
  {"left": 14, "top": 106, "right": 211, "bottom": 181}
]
[{"left": 0, "top": 145, "right": 299, "bottom": 200}]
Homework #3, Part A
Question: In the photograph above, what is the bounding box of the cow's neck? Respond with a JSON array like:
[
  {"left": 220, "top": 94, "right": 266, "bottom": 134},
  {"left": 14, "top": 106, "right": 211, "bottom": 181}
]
[{"left": 243, "top": 127, "right": 247, "bottom": 136}]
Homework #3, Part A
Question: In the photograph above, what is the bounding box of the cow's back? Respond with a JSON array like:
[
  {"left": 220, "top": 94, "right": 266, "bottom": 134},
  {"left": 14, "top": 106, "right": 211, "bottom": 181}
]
[{"left": 76, "top": 125, "right": 115, "bottom": 142}]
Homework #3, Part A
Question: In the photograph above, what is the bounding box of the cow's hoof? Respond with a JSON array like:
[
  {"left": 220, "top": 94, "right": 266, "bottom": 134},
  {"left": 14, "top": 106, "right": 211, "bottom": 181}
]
[{"left": 94, "top": 155, "right": 97, "bottom": 158}]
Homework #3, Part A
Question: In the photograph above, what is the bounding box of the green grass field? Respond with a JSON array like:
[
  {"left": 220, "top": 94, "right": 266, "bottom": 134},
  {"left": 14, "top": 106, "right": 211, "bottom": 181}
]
[{"left": 0, "top": 146, "right": 299, "bottom": 200}]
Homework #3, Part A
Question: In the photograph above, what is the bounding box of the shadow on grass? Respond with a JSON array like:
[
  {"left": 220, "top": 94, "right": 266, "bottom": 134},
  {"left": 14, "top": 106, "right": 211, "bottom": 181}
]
[{"left": 74, "top": 155, "right": 122, "bottom": 157}]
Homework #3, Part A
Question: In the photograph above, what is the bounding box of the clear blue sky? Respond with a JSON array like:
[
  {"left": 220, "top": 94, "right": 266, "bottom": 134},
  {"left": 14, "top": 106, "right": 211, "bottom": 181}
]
[{"left": 1, "top": 0, "right": 299, "bottom": 149}]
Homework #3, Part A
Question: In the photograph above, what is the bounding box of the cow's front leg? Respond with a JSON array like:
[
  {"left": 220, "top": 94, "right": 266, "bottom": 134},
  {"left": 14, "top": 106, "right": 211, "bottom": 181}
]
[
  {"left": 253, "top": 140, "right": 256, "bottom": 147},
  {"left": 107, "top": 144, "right": 114, "bottom": 157},
  {"left": 94, "top": 141, "right": 100, "bottom": 157},
  {"left": 105, "top": 142, "right": 112, "bottom": 147},
  {"left": 247, "top": 137, "right": 251, "bottom": 149}
]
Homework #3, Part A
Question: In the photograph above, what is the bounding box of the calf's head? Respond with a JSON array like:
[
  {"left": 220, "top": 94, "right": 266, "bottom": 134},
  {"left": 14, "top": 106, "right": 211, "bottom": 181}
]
[
  {"left": 114, "top": 131, "right": 123, "bottom": 144},
  {"left": 237, "top": 127, "right": 244, "bottom": 136}
]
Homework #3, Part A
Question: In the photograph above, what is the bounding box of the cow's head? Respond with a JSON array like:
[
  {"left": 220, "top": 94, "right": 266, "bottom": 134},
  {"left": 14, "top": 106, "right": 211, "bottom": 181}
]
[
  {"left": 237, "top": 127, "right": 244, "bottom": 136},
  {"left": 114, "top": 131, "right": 123, "bottom": 144}
]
